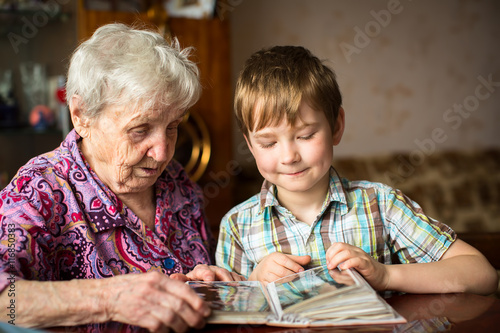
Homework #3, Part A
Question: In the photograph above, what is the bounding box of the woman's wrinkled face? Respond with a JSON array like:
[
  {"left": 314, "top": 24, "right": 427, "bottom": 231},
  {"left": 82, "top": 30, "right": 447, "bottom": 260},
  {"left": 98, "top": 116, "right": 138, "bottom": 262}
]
[{"left": 80, "top": 104, "right": 186, "bottom": 196}]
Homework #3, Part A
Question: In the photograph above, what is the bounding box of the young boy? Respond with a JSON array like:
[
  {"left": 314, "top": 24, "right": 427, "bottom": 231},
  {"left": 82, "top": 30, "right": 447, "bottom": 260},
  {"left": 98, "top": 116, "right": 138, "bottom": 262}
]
[{"left": 216, "top": 45, "right": 498, "bottom": 295}]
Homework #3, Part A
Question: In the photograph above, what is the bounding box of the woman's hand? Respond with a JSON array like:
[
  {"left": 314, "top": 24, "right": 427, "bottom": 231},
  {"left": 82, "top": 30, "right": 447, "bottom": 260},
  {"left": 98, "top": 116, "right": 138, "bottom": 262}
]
[
  {"left": 249, "top": 252, "right": 311, "bottom": 285},
  {"left": 103, "top": 271, "right": 210, "bottom": 332},
  {"left": 326, "top": 242, "right": 389, "bottom": 291},
  {"left": 4, "top": 272, "right": 211, "bottom": 332},
  {"left": 170, "top": 264, "right": 246, "bottom": 282}
]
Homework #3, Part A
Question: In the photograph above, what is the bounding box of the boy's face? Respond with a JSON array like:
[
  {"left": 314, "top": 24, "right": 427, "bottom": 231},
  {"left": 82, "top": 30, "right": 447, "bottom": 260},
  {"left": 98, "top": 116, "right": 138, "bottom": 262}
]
[{"left": 245, "top": 101, "right": 344, "bottom": 199}]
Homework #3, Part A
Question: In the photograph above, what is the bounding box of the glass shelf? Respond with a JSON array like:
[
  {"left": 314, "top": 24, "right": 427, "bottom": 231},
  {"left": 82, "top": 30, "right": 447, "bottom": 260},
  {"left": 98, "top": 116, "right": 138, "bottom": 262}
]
[
  {"left": 0, "top": 8, "right": 71, "bottom": 35},
  {"left": 0, "top": 6, "right": 71, "bottom": 17}
]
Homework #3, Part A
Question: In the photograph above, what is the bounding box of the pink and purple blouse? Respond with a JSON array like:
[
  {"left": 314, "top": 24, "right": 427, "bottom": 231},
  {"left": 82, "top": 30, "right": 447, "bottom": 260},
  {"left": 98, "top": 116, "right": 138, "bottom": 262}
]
[{"left": 0, "top": 130, "right": 215, "bottom": 292}]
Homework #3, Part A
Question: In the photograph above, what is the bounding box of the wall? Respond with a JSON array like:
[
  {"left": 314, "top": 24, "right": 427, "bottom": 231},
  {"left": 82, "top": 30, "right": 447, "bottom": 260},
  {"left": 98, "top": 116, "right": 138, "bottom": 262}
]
[{"left": 228, "top": 0, "right": 500, "bottom": 167}]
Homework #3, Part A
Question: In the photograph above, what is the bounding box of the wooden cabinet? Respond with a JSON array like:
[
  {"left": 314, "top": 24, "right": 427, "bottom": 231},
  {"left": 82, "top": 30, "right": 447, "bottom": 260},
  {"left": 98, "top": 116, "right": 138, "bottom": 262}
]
[{"left": 77, "top": 2, "right": 233, "bottom": 234}]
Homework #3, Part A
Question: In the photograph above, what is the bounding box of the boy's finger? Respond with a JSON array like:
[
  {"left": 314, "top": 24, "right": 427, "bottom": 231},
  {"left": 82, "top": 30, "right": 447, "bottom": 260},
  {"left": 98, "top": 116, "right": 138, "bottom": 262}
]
[
  {"left": 326, "top": 243, "right": 343, "bottom": 259},
  {"left": 275, "top": 254, "right": 309, "bottom": 272},
  {"left": 328, "top": 247, "right": 357, "bottom": 270},
  {"left": 286, "top": 254, "right": 311, "bottom": 265},
  {"left": 269, "top": 266, "right": 301, "bottom": 282}
]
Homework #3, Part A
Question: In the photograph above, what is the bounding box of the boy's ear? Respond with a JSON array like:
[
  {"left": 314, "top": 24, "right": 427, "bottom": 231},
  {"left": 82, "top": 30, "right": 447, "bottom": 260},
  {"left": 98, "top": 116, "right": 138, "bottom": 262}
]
[
  {"left": 243, "top": 134, "right": 255, "bottom": 156},
  {"left": 69, "top": 95, "right": 91, "bottom": 138},
  {"left": 332, "top": 107, "right": 345, "bottom": 146}
]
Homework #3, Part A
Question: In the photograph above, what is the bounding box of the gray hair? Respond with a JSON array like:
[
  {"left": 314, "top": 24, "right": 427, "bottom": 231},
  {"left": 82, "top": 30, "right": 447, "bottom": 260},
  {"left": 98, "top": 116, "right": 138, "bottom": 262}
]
[{"left": 66, "top": 23, "right": 201, "bottom": 118}]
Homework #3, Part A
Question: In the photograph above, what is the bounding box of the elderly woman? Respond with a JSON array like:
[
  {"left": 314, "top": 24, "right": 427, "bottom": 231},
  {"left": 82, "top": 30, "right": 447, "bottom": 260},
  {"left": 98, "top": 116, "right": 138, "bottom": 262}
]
[{"left": 0, "top": 23, "right": 238, "bottom": 332}]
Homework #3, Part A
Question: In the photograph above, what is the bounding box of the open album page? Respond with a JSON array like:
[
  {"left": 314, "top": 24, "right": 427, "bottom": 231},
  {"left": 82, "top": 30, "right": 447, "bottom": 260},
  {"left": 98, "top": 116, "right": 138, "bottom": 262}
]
[
  {"left": 188, "top": 280, "right": 270, "bottom": 324},
  {"left": 265, "top": 265, "right": 406, "bottom": 327}
]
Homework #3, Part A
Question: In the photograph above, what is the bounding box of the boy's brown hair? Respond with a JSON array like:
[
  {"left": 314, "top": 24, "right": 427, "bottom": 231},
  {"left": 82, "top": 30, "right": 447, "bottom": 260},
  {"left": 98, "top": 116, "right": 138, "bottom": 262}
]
[{"left": 234, "top": 46, "right": 343, "bottom": 139}]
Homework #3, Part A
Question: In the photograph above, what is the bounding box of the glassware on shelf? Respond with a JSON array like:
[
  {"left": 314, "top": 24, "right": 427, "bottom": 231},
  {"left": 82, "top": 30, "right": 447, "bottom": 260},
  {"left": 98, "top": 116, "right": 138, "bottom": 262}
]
[{"left": 19, "top": 61, "right": 47, "bottom": 125}]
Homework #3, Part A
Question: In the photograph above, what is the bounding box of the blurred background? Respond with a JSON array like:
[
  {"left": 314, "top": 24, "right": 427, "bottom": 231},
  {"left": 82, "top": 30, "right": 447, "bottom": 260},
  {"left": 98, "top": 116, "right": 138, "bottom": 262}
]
[{"left": 0, "top": 0, "right": 499, "bottom": 244}]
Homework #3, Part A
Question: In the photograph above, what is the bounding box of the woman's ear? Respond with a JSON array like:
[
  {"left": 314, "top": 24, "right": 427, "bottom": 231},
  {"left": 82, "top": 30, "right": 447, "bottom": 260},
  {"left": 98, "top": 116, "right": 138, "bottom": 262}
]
[
  {"left": 332, "top": 107, "right": 345, "bottom": 146},
  {"left": 69, "top": 95, "right": 90, "bottom": 138}
]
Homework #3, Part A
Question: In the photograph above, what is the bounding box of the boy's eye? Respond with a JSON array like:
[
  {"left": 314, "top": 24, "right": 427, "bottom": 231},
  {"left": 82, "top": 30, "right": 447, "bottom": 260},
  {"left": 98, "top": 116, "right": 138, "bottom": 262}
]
[
  {"left": 299, "top": 133, "right": 315, "bottom": 140},
  {"left": 259, "top": 142, "right": 276, "bottom": 149}
]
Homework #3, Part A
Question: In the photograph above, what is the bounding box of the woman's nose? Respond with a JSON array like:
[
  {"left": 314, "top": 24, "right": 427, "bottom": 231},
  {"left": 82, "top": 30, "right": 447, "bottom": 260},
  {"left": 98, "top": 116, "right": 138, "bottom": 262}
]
[{"left": 147, "top": 134, "right": 170, "bottom": 162}]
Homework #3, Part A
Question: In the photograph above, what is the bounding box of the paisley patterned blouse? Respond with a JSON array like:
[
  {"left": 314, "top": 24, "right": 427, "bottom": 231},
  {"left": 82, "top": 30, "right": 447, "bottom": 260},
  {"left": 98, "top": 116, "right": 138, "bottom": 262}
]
[{"left": 0, "top": 130, "right": 215, "bottom": 292}]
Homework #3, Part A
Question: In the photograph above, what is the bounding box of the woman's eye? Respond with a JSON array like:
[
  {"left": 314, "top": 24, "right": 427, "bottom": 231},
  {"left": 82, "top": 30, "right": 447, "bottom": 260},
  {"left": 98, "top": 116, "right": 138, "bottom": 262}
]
[
  {"left": 167, "top": 120, "right": 182, "bottom": 131},
  {"left": 129, "top": 128, "right": 149, "bottom": 141},
  {"left": 132, "top": 129, "right": 147, "bottom": 136}
]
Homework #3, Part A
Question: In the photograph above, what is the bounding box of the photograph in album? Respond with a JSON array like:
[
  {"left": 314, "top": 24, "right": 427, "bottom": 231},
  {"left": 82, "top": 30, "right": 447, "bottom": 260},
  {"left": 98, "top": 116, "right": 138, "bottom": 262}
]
[{"left": 188, "top": 265, "right": 406, "bottom": 327}]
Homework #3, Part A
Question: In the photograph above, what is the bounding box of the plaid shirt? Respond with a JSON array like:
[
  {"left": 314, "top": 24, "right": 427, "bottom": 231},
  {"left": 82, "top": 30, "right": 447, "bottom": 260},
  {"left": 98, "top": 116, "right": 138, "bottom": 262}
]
[{"left": 216, "top": 168, "right": 456, "bottom": 278}]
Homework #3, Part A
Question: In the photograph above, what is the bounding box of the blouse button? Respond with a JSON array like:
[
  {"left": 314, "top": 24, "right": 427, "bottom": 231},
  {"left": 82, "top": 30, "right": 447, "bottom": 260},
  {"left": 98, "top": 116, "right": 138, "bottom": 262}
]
[{"left": 163, "top": 258, "right": 176, "bottom": 269}]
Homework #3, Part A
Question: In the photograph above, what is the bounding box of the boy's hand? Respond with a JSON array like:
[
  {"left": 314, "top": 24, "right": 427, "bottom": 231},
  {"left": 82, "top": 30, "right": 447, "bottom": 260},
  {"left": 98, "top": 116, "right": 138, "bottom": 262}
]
[
  {"left": 326, "top": 242, "right": 389, "bottom": 291},
  {"left": 249, "top": 252, "right": 311, "bottom": 284}
]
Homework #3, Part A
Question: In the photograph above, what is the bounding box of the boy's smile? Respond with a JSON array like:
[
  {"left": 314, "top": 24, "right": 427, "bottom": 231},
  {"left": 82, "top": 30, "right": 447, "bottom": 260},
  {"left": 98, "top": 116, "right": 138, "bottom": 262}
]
[
  {"left": 246, "top": 100, "right": 345, "bottom": 207},
  {"left": 283, "top": 169, "right": 308, "bottom": 176}
]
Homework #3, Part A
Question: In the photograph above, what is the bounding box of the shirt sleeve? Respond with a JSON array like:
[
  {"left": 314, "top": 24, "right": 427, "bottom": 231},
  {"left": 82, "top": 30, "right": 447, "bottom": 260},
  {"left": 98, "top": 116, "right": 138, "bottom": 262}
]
[
  {"left": 215, "top": 212, "right": 253, "bottom": 278},
  {"left": 384, "top": 188, "right": 456, "bottom": 264},
  {"left": 0, "top": 179, "right": 55, "bottom": 293}
]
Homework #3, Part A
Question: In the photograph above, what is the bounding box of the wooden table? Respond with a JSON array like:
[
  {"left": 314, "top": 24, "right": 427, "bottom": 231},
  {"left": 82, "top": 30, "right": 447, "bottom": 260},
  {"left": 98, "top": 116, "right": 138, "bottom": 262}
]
[{"left": 46, "top": 292, "right": 499, "bottom": 332}]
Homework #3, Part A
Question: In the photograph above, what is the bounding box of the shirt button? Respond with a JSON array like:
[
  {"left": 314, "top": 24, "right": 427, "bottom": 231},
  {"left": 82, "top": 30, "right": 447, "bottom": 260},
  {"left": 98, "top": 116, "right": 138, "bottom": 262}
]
[{"left": 163, "top": 258, "right": 176, "bottom": 269}]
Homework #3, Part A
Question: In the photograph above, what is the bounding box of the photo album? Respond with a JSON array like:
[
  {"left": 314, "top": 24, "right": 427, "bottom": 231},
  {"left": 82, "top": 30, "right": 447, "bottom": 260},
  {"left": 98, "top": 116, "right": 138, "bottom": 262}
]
[{"left": 187, "top": 265, "right": 407, "bottom": 327}]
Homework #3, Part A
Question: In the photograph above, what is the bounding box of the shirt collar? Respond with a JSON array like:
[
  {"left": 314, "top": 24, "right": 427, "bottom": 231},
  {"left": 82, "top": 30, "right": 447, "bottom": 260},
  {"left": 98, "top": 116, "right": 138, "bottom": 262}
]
[
  {"left": 64, "top": 130, "right": 129, "bottom": 233},
  {"left": 327, "top": 167, "right": 349, "bottom": 216},
  {"left": 65, "top": 130, "right": 196, "bottom": 235},
  {"left": 258, "top": 167, "right": 349, "bottom": 216}
]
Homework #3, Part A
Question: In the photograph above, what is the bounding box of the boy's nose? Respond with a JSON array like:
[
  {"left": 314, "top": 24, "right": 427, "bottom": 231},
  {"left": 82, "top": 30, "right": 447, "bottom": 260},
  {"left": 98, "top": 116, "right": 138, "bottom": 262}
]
[{"left": 281, "top": 143, "right": 300, "bottom": 164}]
